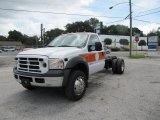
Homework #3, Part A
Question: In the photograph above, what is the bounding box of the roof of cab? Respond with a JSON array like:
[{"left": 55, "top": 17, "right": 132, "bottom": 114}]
[{"left": 64, "top": 32, "right": 98, "bottom": 35}]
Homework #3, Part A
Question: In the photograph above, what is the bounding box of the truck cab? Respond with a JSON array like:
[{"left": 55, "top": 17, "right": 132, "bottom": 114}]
[{"left": 13, "top": 32, "right": 124, "bottom": 100}]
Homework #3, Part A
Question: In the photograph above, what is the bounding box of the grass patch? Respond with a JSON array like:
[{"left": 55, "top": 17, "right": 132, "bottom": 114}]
[{"left": 128, "top": 55, "right": 147, "bottom": 59}]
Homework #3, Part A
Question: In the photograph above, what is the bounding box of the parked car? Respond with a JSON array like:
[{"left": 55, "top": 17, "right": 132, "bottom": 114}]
[
  {"left": 4, "top": 47, "right": 16, "bottom": 52},
  {"left": 22, "top": 48, "right": 33, "bottom": 51},
  {"left": 0, "top": 49, "right": 2, "bottom": 53}
]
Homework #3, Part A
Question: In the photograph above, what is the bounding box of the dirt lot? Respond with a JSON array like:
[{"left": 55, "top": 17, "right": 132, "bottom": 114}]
[{"left": 0, "top": 51, "right": 160, "bottom": 120}]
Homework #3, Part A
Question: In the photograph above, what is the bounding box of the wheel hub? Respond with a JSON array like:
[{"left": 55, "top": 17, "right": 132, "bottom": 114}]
[
  {"left": 74, "top": 76, "right": 85, "bottom": 96},
  {"left": 121, "top": 62, "right": 125, "bottom": 71}
]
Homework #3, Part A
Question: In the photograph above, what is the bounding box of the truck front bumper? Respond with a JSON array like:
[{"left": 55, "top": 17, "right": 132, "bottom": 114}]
[{"left": 13, "top": 68, "right": 71, "bottom": 87}]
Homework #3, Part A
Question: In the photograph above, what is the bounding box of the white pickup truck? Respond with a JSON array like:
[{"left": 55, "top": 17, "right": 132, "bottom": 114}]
[{"left": 13, "top": 32, "right": 125, "bottom": 100}]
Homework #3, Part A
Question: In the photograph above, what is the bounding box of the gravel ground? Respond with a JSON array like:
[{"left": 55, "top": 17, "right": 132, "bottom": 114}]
[{"left": 0, "top": 51, "right": 160, "bottom": 120}]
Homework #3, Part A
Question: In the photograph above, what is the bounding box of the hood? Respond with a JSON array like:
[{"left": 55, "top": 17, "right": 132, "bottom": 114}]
[{"left": 18, "top": 47, "right": 82, "bottom": 58}]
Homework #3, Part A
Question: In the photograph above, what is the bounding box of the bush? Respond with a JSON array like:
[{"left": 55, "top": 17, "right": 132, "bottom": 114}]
[
  {"left": 128, "top": 55, "right": 147, "bottom": 59},
  {"left": 119, "top": 39, "right": 129, "bottom": 45},
  {"left": 104, "top": 38, "right": 112, "bottom": 45},
  {"left": 111, "top": 47, "right": 120, "bottom": 51},
  {"left": 138, "top": 40, "right": 146, "bottom": 51}
]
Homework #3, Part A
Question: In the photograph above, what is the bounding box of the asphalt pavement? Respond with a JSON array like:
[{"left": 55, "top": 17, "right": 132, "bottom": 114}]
[{"left": 0, "top": 51, "right": 160, "bottom": 120}]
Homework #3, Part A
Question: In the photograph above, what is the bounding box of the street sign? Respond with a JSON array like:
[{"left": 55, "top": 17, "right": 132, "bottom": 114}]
[
  {"left": 148, "top": 36, "right": 158, "bottom": 50},
  {"left": 134, "top": 32, "right": 140, "bottom": 36},
  {"left": 148, "top": 45, "right": 157, "bottom": 49},
  {"left": 95, "top": 22, "right": 103, "bottom": 29},
  {"left": 135, "top": 36, "right": 139, "bottom": 42}
]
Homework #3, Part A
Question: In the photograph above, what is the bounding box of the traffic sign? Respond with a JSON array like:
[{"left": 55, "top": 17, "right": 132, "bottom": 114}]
[
  {"left": 148, "top": 36, "right": 158, "bottom": 50},
  {"left": 135, "top": 36, "right": 139, "bottom": 42},
  {"left": 95, "top": 22, "right": 103, "bottom": 29}
]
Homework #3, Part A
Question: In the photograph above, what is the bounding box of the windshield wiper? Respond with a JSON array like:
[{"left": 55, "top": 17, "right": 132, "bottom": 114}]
[
  {"left": 47, "top": 45, "right": 55, "bottom": 47},
  {"left": 57, "top": 45, "right": 76, "bottom": 47}
]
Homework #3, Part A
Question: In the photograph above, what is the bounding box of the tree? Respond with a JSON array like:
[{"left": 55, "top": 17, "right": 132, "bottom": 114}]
[
  {"left": 116, "top": 25, "right": 129, "bottom": 35},
  {"left": 86, "top": 18, "right": 99, "bottom": 30},
  {"left": 104, "top": 38, "right": 112, "bottom": 46},
  {"left": 65, "top": 21, "right": 93, "bottom": 33},
  {"left": 132, "top": 27, "right": 143, "bottom": 36},
  {"left": 138, "top": 40, "right": 146, "bottom": 51},
  {"left": 119, "top": 39, "right": 129, "bottom": 46},
  {"left": 20, "top": 35, "right": 38, "bottom": 47},
  {"left": 8, "top": 30, "right": 23, "bottom": 41},
  {"left": 107, "top": 25, "right": 118, "bottom": 35},
  {"left": 45, "top": 28, "right": 64, "bottom": 44},
  {"left": 0, "top": 35, "right": 7, "bottom": 41},
  {"left": 101, "top": 25, "right": 144, "bottom": 36}
]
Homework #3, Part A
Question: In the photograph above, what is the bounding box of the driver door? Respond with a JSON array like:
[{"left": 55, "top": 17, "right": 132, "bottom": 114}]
[{"left": 87, "top": 35, "right": 105, "bottom": 75}]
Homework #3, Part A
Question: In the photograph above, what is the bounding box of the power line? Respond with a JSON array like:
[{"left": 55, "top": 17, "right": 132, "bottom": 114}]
[
  {"left": 132, "top": 4, "right": 146, "bottom": 9},
  {"left": 105, "top": 19, "right": 126, "bottom": 25},
  {"left": 133, "top": 6, "right": 160, "bottom": 16},
  {"left": 136, "top": 6, "right": 160, "bottom": 14},
  {"left": 0, "top": 8, "right": 123, "bottom": 18},
  {"left": 133, "top": 18, "right": 160, "bottom": 25},
  {"left": 133, "top": 10, "right": 160, "bottom": 18}
]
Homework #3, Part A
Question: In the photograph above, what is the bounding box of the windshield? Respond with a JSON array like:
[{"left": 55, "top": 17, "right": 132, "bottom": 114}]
[{"left": 47, "top": 33, "right": 88, "bottom": 48}]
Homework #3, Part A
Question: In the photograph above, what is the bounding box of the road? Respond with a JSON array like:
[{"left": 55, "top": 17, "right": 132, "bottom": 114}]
[{"left": 0, "top": 51, "right": 160, "bottom": 120}]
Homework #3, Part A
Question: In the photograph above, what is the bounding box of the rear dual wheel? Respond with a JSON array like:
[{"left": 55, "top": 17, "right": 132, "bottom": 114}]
[{"left": 112, "top": 58, "right": 125, "bottom": 74}]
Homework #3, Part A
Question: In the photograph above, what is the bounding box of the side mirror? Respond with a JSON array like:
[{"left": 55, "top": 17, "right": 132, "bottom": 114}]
[
  {"left": 88, "top": 45, "right": 92, "bottom": 52},
  {"left": 95, "top": 42, "right": 102, "bottom": 51}
]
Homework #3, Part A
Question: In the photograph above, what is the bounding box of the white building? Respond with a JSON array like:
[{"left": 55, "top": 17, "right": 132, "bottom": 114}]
[{"left": 99, "top": 34, "right": 148, "bottom": 50}]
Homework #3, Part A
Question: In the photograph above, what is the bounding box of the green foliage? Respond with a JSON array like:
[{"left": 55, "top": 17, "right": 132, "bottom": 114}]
[
  {"left": 101, "top": 25, "right": 143, "bottom": 36},
  {"left": 147, "top": 31, "right": 157, "bottom": 36},
  {"left": 22, "top": 35, "right": 38, "bottom": 46},
  {"left": 8, "top": 30, "right": 23, "bottom": 41},
  {"left": 128, "top": 55, "right": 146, "bottom": 59},
  {"left": 0, "top": 35, "right": 7, "bottom": 41},
  {"left": 116, "top": 25, "right": 129, "bottom": 35},
  {"left": 119, "top": 39, "right": 129, "bottom": 45},
  {"left": 65, "top": 21, "right": 93, "bottom": 33},
  {"left": 87, "top": 18, "right": 99, "bottom": 29},
  {"left": 138, "top": 40, "right": 146, "bottom": 46},
  {"left": 0, "top": 18, "right": 145, "bottom": 47},
  {"left": 132, "top": 27, "right": 143, "bottom": 36},
  {"left": 104, "top": 38, "right": 112, "bottom": 45},
  {"left": 138, "top": 40, "right": 147, "bottom": 51},
  {"left": 45, "top": 28, "right": 64, "bottom": 44}
]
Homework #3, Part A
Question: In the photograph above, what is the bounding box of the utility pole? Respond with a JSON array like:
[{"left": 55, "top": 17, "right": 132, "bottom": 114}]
[
  {"left": 40, "top": 24, "right": 43, "bottom": 47},
  {"left": 109, "top": 1, "right": 133, "bottom": 56},
  {"left": 43, "top": 28, "right": 45, "bottom": 46},
  {"left": 129, "top": 0, "right": 132, "bottom": 56}
]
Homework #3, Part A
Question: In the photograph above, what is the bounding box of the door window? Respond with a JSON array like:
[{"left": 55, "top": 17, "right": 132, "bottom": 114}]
[{"left": 88, "top": 35, "right": 100, "bottom": 51}]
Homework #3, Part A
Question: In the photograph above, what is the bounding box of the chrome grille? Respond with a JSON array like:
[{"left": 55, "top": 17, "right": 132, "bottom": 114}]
[{"left": 16, "top": 56, "right": 48, "bottom": 74}]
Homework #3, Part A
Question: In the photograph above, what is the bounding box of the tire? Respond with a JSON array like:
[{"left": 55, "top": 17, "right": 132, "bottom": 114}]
[
  {"left": 112, "top": 59, "right": 118, "bottom": 74},
  {"left": 117, "top": 58, "right": 125, "bottom": 74},
  {"left": 65, "top": 70, "right": 87, "bottom": 101}
]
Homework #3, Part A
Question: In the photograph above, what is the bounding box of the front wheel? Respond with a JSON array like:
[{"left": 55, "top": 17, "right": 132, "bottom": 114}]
[{"left": 65, "top": 70, "right": 87, "bottom": 101}]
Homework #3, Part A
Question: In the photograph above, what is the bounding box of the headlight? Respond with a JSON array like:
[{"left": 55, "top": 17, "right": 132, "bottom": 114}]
[{"left": 49, "top": 58, "right": 64, "bottom": 69}]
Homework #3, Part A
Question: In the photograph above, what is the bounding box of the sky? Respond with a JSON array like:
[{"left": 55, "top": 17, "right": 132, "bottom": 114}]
[{"left": 0, "top": 0, "right": 160, "bottom": 36}]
